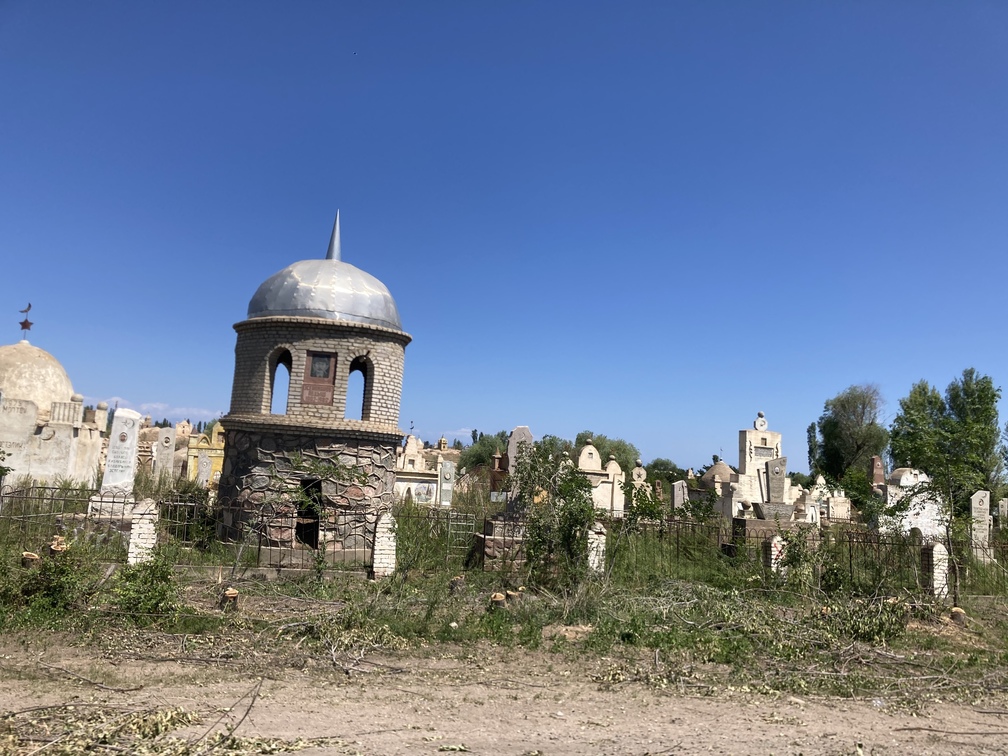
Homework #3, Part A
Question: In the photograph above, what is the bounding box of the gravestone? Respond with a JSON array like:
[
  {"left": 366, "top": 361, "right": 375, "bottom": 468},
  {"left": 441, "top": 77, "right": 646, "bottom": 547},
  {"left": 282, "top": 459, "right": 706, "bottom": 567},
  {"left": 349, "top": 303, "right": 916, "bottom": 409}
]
[
  {"left": 154, "top": 426, "right": 176, "bottom": 478},
  {"left": 971, "top": 490, "right": 991, "bottom": 562},
  {"left": 100, "top": 408, "right": 142, "bottom": 496},
  {"left": 999, "top": 498, "right": 1008, "bottom": 530},
  {"left": 196, "top": 450, "right": 212, "bottom": 486},
  {"left": 921, "top": 542, "right": 949, "bottom": 600},
  {"left": 765, "top": 457, "right": 788, "bottom": 503},
  {"left": 0, "top": 397, "right": 38, "bottom": 480},
  {"left": 870, "top": 455, "right": 885, "bottom": 487},
  {"left": 372, "top": 512, "right": 396, "bottom": 578},
  {"left": 671, "top": 480, "right": 689, "bottom": 512},
  {"left": 506, "top": 426, "right": 533, "bottom": 472},
  {"left": 631, "top": 459, "right": 647, "bottom": 491},
  {"left": 438, "top": 460, "right": 457, "bottom": 507}
]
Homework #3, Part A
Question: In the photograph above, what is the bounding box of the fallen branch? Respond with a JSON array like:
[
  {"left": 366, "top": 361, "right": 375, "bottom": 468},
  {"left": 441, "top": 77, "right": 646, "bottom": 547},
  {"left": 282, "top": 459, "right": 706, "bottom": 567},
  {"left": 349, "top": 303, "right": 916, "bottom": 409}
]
[{"left": 37, "top": 662, "right": 142, "bottom": 693}]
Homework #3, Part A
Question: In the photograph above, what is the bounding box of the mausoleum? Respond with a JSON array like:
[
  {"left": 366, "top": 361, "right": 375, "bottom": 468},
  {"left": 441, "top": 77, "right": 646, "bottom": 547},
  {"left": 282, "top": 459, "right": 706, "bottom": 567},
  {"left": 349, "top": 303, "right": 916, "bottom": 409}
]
[
  {"left": 218, "top": 215, "right": 411, "bottom": 550},
  {"left": 693, "top": 412, "right": 850, "bottom": 524},
  {"left": 394, "top": 435, "right": 459, "bottom": 507},
  {"left": 0, "top": 338, "right": 107, "bottom": 483}
]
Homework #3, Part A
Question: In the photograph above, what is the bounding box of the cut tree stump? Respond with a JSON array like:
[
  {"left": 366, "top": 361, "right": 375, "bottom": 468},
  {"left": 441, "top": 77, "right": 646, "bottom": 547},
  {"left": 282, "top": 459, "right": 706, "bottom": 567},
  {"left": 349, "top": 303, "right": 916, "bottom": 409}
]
[
  {"left": 21, "top": 552, "right": 40, "bottom": 568},
  {"left": 219, "top": 587, "right": 239, "bottom": 611}
]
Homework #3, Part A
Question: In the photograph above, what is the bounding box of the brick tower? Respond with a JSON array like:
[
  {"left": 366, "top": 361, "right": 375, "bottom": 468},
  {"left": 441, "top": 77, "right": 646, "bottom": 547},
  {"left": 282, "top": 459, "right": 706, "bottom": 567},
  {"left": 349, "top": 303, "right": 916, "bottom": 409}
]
[{"left": 218, "top": 213, "right": 411, "bottom": 530}]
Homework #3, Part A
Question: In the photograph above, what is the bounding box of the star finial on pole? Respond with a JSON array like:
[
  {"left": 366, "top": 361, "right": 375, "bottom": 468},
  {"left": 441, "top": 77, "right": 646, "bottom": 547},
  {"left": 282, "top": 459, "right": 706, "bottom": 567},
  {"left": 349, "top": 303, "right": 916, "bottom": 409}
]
[{"left": 17, "top": 303, "right": 32, "bottom": 338}]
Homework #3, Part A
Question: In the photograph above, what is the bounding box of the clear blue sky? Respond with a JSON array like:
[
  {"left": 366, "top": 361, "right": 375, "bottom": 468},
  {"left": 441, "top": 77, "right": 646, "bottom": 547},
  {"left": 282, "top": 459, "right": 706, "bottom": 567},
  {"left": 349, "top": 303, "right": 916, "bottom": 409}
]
[{"left": 2, "top": 2, "right": 1007, "bottom": 472}]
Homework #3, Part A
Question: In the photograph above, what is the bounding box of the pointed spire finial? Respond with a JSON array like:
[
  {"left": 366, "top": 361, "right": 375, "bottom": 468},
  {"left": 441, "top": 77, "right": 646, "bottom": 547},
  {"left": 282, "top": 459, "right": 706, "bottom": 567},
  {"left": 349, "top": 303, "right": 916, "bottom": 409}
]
[{"left": 326, "top": 210, "right": 341, "bottom": 261}]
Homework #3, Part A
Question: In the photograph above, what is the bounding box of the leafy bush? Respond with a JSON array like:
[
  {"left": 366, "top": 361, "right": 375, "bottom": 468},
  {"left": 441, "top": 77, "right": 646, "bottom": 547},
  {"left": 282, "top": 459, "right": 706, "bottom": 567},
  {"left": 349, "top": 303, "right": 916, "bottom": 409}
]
[
  {"left": 510, "top": 441, "right": 595, "bottom": 589},
  {"left": 5, "top": 549, "right": 101, "bottom": 625},
  {"left": 111, "top": 553, "right": 179, "bottom": 625}
]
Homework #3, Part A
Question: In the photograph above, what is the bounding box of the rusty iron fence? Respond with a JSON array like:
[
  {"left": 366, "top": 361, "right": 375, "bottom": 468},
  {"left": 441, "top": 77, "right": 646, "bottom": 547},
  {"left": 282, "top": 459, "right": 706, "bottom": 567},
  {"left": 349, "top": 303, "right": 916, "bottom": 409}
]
[{"left": 4, "top": 484, "right": 1008, "bottom": 595}]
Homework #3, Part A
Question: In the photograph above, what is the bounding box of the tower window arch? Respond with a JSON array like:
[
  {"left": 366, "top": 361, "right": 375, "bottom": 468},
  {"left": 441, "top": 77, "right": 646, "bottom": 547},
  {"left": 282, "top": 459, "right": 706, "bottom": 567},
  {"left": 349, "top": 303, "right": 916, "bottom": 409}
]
[
  {"left": 269, "top": 349, "right": 292, "bottom": 415},
  {"left": 346, "top": 355, "right": 373, "bottom": 421}
]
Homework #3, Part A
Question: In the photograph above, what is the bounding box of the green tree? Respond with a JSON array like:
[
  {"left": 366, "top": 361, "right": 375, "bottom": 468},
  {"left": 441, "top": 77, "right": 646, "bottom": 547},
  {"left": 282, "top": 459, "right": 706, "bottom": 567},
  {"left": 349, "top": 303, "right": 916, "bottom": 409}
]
[
  {"left": 890, "top": 369, "right": 1006, "bottom": 513},
  {"left": 889, "top": 380, "right": 947, "bottom": 473},
  {"left": 810, "top": 384, "right": 889, "bottom": 481},
  {"left": 644, "top": 457, "right": 687, "bottom": 501},
  {"left": 458, "top": 430, "right": 508, "bottom": 471},
  {"left": 510, "top": 439, "right": 595, "bottom": 588}
]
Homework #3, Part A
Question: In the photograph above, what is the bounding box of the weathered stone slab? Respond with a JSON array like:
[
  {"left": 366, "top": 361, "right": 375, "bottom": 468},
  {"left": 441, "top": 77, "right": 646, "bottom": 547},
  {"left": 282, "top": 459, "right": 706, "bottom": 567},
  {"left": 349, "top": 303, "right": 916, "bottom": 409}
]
[
  {"left": 672, "top": 480, "right": 689, "bottom": 512},
  {"left": 439, "top": 460, "right": 456, "bottom": 507},
  {"left": 154, "top": 426, "right": 176, "bottom": 479},
  {"left": 100, "top": 408, "right": 142, "bottom": 496},
  {"left": 196, "top": 450, "right": 212, "bottom": 486},
  {"left": 506, "top": 426, "right": 533, "bottom": 472},
  {"left": 0, "top": 398, "right": 38, "bottom": 479},
  {"left": 765, "top": 457, "right": 787, "bottom": 503},
  {"left": 971, "top": 490, "right": 991, "bottom": 562}
]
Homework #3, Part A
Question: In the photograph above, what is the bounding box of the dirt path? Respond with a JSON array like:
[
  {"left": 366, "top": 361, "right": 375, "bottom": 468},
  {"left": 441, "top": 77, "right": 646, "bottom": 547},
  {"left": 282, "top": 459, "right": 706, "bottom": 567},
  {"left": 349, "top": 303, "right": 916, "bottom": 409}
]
[{"left": 3, "top": 638, "right": 1008, "bottom": 755}]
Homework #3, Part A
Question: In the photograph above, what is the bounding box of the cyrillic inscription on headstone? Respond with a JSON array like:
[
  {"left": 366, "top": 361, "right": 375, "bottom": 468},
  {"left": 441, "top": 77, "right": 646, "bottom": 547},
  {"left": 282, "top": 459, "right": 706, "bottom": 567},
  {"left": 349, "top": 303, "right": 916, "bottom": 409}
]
[{"left": 100, "top": 408, "right": 142, "bottom": 495}]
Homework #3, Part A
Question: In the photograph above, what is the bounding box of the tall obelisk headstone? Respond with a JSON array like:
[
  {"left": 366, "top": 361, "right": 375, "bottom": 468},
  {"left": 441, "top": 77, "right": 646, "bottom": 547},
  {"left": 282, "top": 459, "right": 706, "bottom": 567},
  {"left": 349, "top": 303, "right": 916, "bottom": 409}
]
[
  {"left": 90, "top": 408, "right": 142, "bottom": 516},
  {"left": 971, "top": 490, "right": 991, "bottom": 563}
]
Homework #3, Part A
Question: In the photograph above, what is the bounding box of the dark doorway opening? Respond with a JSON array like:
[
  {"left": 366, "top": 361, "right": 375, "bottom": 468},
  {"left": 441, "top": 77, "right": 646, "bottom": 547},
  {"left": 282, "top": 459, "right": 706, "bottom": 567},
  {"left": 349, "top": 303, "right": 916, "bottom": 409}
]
[{"left": 297, "top": 477, "right": 322, "bottom": 549}]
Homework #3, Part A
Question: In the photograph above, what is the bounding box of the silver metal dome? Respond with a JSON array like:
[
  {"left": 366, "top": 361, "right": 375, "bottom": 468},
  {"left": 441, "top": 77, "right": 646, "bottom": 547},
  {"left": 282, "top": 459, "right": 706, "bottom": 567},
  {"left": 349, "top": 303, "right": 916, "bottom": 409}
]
[{"left": 246, "top": 214, "right": 403, "bottom": 331}]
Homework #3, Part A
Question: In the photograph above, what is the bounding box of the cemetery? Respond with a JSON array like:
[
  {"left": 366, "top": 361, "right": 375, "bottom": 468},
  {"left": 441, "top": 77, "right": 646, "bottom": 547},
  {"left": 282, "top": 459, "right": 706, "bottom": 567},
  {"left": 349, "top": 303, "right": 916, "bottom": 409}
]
[
  {"left": 3, "top": 216, "right": 1008, "bottom": 753},
  {"left": 3, "top": 216, "right": 1007, "bottom": 596}
]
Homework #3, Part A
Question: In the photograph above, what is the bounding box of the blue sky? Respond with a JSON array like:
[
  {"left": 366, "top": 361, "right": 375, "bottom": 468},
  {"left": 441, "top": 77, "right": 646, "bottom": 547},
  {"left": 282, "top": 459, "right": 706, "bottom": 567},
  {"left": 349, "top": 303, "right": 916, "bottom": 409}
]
[{"left": 2, "top": 2, "right": 1007, "bottom": 472}]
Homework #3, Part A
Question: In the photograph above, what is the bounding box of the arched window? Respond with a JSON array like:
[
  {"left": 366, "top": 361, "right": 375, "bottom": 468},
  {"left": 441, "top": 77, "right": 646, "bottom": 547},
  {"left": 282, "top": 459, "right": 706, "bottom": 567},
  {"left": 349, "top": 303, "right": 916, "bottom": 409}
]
[
  {"left": 346, "top": 355, "right": 372, "bottom": 421},
  {"left": 270, "top": 350, "right": 292, "bottom": 415}
]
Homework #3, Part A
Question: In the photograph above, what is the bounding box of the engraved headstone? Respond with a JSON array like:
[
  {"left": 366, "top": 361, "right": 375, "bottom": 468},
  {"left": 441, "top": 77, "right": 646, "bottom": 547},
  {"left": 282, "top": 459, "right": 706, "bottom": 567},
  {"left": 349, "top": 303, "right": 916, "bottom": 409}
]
[
  {"left": 438, "top": 460, "right": 457, "bottom": 507},
  {"left": 196, "top": 450, "right": 212, "bottom": 486},
  {"left": 971, "top": 490, "right": 991, "bottom": 561},
  {"left": 631, "top": 459, "right": 647, "bottom": 491},
  {"left": 765, "top": 457, "right": 787, "bottom": 503},
  {"left": 1000, "top": 499, "right": 1008, "bottom": 529},
  {"left": 0, "top": 397, "right": 39, "bottom": 479},
  {"left": 154, "top": 427, "right": 176, "bottom": 478},
  {"left": 100, "top": 408, "right": 142, "bottom": 496}
]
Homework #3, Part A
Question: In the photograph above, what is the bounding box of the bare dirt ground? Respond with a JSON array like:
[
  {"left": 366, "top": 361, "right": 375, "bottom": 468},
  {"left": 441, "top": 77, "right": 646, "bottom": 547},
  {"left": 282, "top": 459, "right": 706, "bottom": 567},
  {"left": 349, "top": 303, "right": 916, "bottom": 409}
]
[{"left": 2, "top": 633, "right": 1008, "bottom": 756}]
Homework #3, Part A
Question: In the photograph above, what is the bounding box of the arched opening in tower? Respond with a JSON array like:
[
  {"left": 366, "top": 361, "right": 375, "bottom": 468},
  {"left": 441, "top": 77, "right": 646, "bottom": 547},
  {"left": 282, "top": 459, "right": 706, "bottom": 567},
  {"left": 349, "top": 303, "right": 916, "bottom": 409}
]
[
  {"left": 270, "top": 350, "right": 292, "bottom": 415},
  {"left": 346, "top": 356, "right": 371, "bottom": 421}
]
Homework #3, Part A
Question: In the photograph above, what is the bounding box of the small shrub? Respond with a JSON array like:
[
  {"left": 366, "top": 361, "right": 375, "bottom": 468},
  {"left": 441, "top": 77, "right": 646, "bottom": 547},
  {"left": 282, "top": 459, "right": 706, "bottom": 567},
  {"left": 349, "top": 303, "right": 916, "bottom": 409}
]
[
  {"left": 0, "top": 549, "right": 102, "bottom": 627},
  {"left": 111, "top": 554, "right": 179, "bottom": 625}
]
